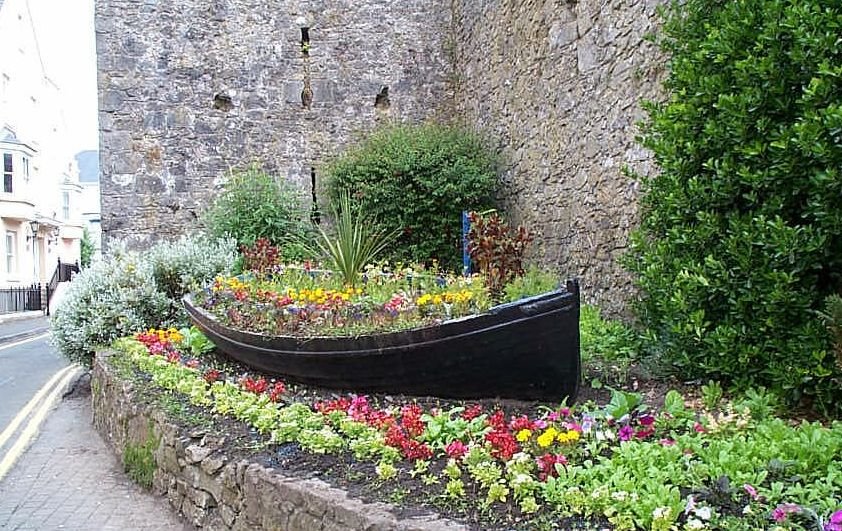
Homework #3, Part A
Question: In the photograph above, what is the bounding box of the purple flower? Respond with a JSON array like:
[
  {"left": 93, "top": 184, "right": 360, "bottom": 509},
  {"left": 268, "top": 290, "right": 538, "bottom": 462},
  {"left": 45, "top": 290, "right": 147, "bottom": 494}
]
[
  {"left": 618, "top": 425, "right": 634, "bottom": 442},
  {"left": 743, "top": 483, "right": 758, "bottom": 500},
  {"left": 638, "top": 414, "right": 655, "bottom": 426},
  {"left": 825, "top": 510, "right": 842, "bottom": 531}
]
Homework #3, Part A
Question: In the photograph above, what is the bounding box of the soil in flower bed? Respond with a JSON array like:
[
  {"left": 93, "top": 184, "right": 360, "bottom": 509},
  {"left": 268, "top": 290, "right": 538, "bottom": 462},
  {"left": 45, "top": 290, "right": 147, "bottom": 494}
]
[{"left": 113, "top": 349, "right": 697, "bottom": 531}]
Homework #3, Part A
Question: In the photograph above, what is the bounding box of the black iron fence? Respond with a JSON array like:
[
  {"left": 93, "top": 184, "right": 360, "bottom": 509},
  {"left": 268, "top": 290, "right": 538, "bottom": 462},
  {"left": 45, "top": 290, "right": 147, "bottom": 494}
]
[
  {"left": 45, "top": 259, "right": 80, "bottom": 315},
  {"left": 0, "top": 284, "right": 43, "bottom": 314}
]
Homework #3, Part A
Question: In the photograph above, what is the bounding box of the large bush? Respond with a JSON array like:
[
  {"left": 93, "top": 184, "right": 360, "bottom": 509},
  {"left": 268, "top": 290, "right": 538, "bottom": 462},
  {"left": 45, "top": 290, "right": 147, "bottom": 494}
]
[
  {"left": 51, "top": 235, "right": 237, "bottom": 366},
  {"left": 325, "top": 123, "right": 498, "bottom": 271},
  {"left": 626, "top": 0, "right": 842, "bottom": 413},
  {"left": 202, "top": 166, "right": 313, "bottom": 259}
]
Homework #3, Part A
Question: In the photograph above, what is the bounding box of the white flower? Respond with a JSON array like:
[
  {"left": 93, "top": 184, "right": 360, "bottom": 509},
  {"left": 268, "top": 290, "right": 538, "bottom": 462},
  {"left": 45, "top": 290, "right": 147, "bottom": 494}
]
[
  {"left": 694, "top": 506, "right": 712, "bottom": 520},
  {"left": 743, "top": 505, "right": 754, "bottom": 515},
  {"left": 611, "top": 490, "right": 629, "bottom": 501},
  {"left": 653, "top": 506, "right": 672, "bottom": 520},
  {"left": 685, "top": 518, "right": 706, "bottom": 530}
]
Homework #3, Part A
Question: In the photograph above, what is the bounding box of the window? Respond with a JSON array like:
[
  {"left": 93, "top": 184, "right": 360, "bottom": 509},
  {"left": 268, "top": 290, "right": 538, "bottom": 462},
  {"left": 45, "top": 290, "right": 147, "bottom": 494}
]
[
  {"left": 6, "top": 231, "right": 16, "bottom": 274},
  {"left": 22, "top": 157, "right": 29, "bottom": 182},
  {"left": 3, "top": 153, "right": 12, "bottom": 193},
  {"left": 62, "top": 191, "right": 70, "bottom": 220}
]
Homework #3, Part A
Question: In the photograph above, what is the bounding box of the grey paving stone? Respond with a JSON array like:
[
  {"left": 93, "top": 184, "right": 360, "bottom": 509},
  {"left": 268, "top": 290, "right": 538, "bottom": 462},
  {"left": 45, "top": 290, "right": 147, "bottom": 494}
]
[{"left": 0, "top": 394, "right": 193, "bottom": 530}]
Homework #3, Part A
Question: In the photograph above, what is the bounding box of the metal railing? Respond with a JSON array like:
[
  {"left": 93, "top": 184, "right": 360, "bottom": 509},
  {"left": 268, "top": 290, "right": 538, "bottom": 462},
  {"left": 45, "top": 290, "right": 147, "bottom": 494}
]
[
  {"left": 45, "top": 258, "right": 80, "bottom": 315},
  {"left": 0, "top": 283, "right": 43, "bottom": 314}
]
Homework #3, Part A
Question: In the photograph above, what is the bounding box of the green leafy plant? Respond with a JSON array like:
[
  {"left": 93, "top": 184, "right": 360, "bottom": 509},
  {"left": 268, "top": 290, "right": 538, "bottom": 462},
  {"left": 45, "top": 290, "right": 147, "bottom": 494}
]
[
  {"left": 305, "top": 192, "right": 399, "bottom": 286},
  {"left": 624, "top": 0, "right": 842, "bottom": 414},
  {"left": 817, "top": 294, "right": 842, "bottom": 372},
  {"left": 179, "top": 326, "right": 215, "bottom": 357},
  {"left": 202, "top": 166, "right": 313, "bottom": 260},
  {"left": 325, "top": 123, "right": 499, "bottom": 271},
  {"left": 579, "top": 305, "right": 640, "bottom": 362},
  {"left": 467, "top": 210, "right": 532, "bottom": 300},
  {"left": 603, "top": 388, "right": 642, "bottom": 420},
  {"left": 80, "top": 226, "right": 94, "bottom": 268},
  {"left": 502, "top": 267, "right": 559, "bottom": 303},
  {"left": 701, "top": 380, "right": 724, "bottom": 411}
]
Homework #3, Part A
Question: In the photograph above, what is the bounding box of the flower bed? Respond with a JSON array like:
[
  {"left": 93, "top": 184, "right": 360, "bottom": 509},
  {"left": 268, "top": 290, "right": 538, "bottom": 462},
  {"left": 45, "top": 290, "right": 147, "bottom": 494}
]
[
  {"left": 193, "top": 264, "right": 559, "bottom": 337},
  {"left": 110, "top": 329, "right": 842, "bottom": 531}
]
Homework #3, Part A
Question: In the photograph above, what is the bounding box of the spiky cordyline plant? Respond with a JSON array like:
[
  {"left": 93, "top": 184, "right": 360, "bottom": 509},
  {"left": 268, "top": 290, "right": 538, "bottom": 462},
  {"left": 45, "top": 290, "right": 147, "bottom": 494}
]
[{"left": 306, "top": 192, "right": 398, "bottom": 286}]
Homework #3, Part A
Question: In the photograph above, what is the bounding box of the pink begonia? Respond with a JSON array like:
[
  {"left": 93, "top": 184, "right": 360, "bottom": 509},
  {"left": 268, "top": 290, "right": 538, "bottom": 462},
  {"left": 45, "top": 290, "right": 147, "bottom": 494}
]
[
  {"left": 772, "top": 503, "right": 800, "bottom": 522},
  {"left": 546, "top": 411, "right": 560, "bottom": 422},
  {"left": 660, "top": 438, "right": 676, "bottom": 446}
]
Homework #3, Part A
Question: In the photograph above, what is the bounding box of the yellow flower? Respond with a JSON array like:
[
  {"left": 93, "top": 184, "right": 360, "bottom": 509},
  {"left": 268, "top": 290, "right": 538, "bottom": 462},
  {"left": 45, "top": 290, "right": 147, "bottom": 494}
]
[
  {"left": 556, "top": 432, "right": 569, "bottom": 444},
  {"left": 433, "top": 294, "right": 443, "bottom": 305},
  {"left": 516, "top": 429, "right": 532, "bottom": 442},
  {"left": 566, "top": 430, "right": 580, "bottom": 442},
  {"left": 537, "top": 427, "right": 559, "bottom": 448}
]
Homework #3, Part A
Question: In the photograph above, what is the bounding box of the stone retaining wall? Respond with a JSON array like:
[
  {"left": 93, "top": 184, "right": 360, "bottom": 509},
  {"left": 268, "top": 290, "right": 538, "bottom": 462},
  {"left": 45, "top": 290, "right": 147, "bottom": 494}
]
[{"left": 91, "top": 350, "right": 466, "bottom": 531}]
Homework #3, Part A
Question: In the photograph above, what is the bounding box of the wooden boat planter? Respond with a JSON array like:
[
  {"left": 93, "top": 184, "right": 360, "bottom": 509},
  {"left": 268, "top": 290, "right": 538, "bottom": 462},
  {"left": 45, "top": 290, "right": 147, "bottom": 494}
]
[{"left": 183, "top": 279, "right": 581, "bottom": 402}]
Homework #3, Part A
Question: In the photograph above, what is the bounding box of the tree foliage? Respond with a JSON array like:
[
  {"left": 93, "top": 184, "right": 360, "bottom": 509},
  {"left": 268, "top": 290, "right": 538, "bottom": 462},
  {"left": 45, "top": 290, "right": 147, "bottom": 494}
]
[
  {"left": 325, "top": 123, "right": 499, "bottom": 271},
  {"left": 626, "top": 0, "right": 842, "bottom": 413}
]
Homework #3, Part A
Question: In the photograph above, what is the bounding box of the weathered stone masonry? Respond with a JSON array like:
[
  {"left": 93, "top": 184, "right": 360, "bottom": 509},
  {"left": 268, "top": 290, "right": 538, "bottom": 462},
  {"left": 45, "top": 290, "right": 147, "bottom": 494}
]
[
  {"left": 452, "top": 0, "right": 665, "bottom": 314},
  {"left": 92, "top": 350, "right": 468, "bottom": 530},
  {"left": 96, "top": 0, "right": 665, "bottom": 313},
  {"left": 96, "top": 0, "right": 452, "bottom": 244}
]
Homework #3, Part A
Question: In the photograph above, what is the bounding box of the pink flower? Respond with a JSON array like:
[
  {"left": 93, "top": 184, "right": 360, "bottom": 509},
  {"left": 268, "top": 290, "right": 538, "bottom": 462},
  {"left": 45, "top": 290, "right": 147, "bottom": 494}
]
[
  {"left": 638, "top": 414, "right": 655, "bottom": 426},
  {"left": 693, "top": 422, "right": 706, "bottom": 433},
  {"left": 546, "top": 411, "right": 560, "bottom": 422},
  {"left": 445, "top": 440, "right": 468, "bottom": 459},
  {"left": 660, "top": 438, "right": 676, "bottom": 446},
  {"left": 618, "top": 425, "right": 634, "bottom": 441},
  {"left": 743, "top": 483, "right": 758, "bottom": 500},
  {"left": 772, "top": 503, "right": 800, "bottom": 523}
]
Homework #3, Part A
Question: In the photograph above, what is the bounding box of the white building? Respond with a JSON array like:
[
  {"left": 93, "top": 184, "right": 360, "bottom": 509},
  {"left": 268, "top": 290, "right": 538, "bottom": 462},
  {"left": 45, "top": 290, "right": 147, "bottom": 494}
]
[{"left": 0, "top": 0, "right": 84, "bottom": 288}]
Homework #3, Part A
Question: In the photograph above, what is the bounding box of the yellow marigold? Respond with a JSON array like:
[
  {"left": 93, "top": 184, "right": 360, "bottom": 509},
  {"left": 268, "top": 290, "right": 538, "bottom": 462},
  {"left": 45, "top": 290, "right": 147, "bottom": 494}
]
[
  {"left": 417, "top": 294, "right": 432, "bottom": 306},
  {"left": 433, "top": 294, "right": 443, "bottom": 305},
  {"left": 537, "top": 427, "right": 558, "bottom": 448},
  {"left": 566, "top": 430, "right": 580, "bottom": 442},
  {"left": 516, "top": 429, "right": 532, "bottom": 443}
]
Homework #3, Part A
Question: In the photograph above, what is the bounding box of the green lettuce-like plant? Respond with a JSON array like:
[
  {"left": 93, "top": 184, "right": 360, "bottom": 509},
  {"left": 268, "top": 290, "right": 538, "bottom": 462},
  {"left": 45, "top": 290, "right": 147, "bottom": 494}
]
[{"left": 306, "top": 192, "right": 399, "bottom": 286}]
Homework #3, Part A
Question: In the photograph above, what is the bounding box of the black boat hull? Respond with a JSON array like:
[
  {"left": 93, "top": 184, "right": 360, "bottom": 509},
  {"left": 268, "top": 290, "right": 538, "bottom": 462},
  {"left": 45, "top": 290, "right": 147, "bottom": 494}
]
[{"left": 183, "top": 280, "right": 581, "bottom": 401}]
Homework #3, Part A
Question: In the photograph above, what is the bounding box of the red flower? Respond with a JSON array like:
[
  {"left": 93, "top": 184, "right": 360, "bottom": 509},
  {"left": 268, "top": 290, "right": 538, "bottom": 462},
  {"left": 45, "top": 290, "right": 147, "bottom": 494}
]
[
  {"left": 203, "top": 369, "right": 221, "bottom": 384},
  {"left": 536, "top": 453, "right": 568, "bottom": 481},
  {"left": 185, "top": 359, "right": 200, "bottom": 369},
  {"left": 268, "top": 381, "right": 285, "bottom": 402},
  {"left": 401, "top": 404, "right": 425, "bottom": 437},
  {"left": 166, "top": 351, "right": 181, "bottom": 364},
  {"left": 241, "top": 376, "right": 268, "bottom": 394},
  {"left": 509, "top": 415, "right": 536, "bottom": 432},
  {"left": 485, "top": 429, "right": 518, "bottom": 461},
  {"left": 462, "top": 404, "right": 483, "bottom": 421},
  {"left": 445, "top": 440, "right": 468, "bottom": 459}
]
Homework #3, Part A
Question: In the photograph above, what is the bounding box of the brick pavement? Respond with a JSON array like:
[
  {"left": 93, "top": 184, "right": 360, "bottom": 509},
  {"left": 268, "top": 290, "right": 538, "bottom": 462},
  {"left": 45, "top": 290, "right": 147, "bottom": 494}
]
[{"left": 0, "top": 384, "right": 192, "bottom": 531}]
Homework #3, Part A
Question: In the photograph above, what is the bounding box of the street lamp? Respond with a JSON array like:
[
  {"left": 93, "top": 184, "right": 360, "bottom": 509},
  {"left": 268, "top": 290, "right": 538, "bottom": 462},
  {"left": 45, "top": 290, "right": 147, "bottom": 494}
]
[{"left": 27, "top": 220, "right": 39, "bottom": 241}]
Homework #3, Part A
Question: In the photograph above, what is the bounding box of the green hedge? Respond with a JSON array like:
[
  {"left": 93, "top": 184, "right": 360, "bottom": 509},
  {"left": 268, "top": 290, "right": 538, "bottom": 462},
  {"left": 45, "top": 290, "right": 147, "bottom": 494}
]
[
  {"left": 325, "top": 123, "right": 499, "bottom": 271},
  {"left": 626, "top": 0, "right": 842, "bottom": 414}
]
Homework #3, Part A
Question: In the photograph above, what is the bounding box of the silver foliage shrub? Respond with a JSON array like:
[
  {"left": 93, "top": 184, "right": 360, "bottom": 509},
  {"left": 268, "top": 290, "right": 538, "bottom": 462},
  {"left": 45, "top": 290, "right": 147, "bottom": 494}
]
[{"left": 51, "top": 235, "right": 237, "bottom": 366}]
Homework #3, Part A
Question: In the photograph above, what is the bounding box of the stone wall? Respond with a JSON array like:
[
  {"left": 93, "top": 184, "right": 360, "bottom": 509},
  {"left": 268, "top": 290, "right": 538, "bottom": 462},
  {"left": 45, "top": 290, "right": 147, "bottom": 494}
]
[
  {"left": 452, "top": 0, "right": 665, "bottom": 313},
  {"left": 92, "top": 350, "right": 466, "bottom": 531},
  {"left": 96, "top": 0, "right": 667, "bottom": 313},
  {"left": 96, "top": 0, "right": 451, "bottom": 246}
]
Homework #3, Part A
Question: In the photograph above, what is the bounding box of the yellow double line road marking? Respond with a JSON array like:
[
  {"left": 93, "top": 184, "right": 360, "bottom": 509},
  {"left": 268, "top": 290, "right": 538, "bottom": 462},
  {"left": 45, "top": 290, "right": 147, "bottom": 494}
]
[{"left": 0, "top": 364, "right": 82, "bottom": 481}]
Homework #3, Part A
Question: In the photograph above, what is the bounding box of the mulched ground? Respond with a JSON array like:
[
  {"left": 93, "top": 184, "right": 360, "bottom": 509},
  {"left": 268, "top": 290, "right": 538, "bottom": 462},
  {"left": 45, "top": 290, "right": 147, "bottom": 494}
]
[{"left": 123, "top": 350, "right": 700, "bottom": 531}]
